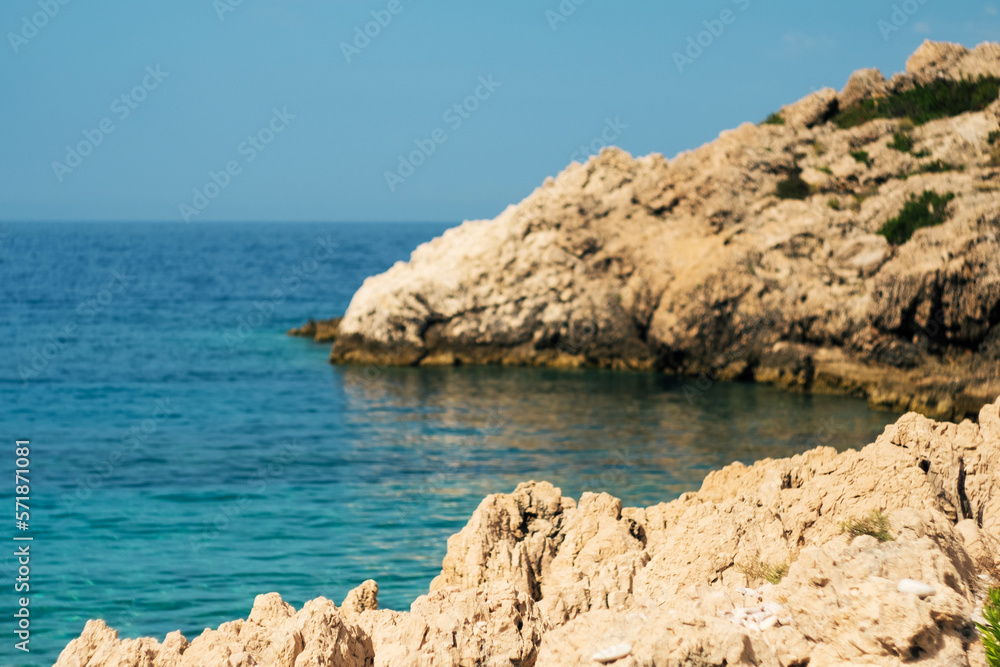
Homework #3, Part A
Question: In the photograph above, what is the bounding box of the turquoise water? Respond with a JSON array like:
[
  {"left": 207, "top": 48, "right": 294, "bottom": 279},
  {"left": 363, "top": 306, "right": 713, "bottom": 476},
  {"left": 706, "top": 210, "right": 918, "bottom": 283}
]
[{"left": 0, "top": 222, "right": 897, "bottom": 666}]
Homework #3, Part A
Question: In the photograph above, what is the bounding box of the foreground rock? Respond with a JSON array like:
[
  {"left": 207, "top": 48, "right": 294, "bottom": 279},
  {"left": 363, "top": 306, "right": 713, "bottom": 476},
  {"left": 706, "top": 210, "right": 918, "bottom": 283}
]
[
  {"left": 330, "top": 40, "right": 1000, "bottom": 419},
  {"left": 57, "top": 396, "right": 1000, "bottom": 665}
]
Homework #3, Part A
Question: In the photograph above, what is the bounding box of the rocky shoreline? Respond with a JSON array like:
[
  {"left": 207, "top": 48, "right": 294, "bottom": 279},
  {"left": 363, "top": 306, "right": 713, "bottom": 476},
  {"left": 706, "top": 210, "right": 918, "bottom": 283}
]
[
  {"left": 56, "top": 396, "right": 1000, "bottom": 665},
  {"left": 318, "top": 40, "right": 1000, "bottom": 420},
  {"left": 54, "top": 40, "right": 1000, "bottom": 667}
]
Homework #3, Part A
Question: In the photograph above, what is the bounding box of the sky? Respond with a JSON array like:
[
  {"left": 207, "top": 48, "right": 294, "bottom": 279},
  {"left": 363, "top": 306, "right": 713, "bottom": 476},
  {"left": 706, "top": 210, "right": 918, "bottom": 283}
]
[{"left": 1, "top": 1, "right": 998, "bottom": 224}]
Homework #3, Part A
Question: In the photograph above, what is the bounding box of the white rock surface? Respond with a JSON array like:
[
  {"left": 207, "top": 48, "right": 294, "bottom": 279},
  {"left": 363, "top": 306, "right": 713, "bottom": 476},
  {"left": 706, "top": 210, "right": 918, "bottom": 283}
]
[
  {"left": 898, "top": 579, "right": 937, "bottom": 598},
  {"left": 591, "top": 643, "right": 632, "bottom": 663}
]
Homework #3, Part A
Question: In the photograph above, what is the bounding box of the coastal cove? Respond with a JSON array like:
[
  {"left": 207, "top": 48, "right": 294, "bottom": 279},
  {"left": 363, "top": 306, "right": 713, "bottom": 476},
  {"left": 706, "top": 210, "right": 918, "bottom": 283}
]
[
  {"left": 0, "top": 222, "right": 898, "bottom": 665},
  {"left": 16, "top": 36, "right": 1000, "bottom": 667}
]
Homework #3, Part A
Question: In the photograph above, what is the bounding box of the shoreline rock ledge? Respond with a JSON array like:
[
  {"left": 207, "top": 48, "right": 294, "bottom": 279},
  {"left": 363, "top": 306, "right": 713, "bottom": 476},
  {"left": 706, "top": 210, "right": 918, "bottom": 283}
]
[
  {"left": 328, "top": 40, "right": 1000, "bottom": 419},
  {"left": 57, "top": 396, "right": 1000, "bottom": 665}
]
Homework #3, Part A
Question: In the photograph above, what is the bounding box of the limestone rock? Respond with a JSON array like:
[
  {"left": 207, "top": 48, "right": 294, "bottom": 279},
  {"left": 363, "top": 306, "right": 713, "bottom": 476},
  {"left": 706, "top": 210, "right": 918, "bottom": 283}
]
[
  {"left": 356, "top": 583, "right": 543, "bottom": 667},
  {"left": 430, "top": 397, "right": 1000, "bottom": 664},
  {"left": 340, "top": 580, "right": 378, "bottom": 619},
  {"left": 906, "top": 40, "right": 1000, "bottom": 85},
  {"left": 840, "top": 67, "right": 889, "bottom": 108},
  {"left": 431, "top": 480, "right": 574, "bottom": 598},
  {"left": 54, "top": 595, "right": 373, "bottom": 667},
  {"left": 780, "top": 87, "right": 838, "bottom": 128},
  {"left": 328, "top": 41, "right": 1000, "bottom": 420}
]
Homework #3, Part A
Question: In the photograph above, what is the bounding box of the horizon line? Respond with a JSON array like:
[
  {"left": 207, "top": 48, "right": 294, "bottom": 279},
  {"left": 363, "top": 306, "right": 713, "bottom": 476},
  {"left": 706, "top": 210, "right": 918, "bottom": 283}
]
[{"left": 0, "top": 219, "right": 462, "bottom": 225}]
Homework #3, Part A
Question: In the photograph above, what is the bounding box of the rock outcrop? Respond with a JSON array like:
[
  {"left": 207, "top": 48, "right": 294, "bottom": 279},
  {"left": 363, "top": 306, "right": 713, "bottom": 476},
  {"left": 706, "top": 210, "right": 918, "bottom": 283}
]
[
  {"left": 288, "top": 317, "right": 342, "bottom": 343},
  {"left": 56, "top": 396, "right": 1000, "bottom": 666},
  {"left": 329, "top": 40, "right": 1000, "bottom": 419}
]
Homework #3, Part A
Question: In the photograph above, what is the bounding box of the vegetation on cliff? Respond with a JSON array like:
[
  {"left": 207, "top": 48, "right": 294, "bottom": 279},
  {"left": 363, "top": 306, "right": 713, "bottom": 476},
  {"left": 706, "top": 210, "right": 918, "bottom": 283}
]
[
  {"left": 878, "top": 190, "right": 955, "bottom": 245},
  {"left": 832, "top": 75, "right": 1000, "bottom": 128},
  {"left": 980, "top": 587, "right": 1000, "bottom": 667},
  {"left": 775, "top": 166, "right": 810, "bottom": 199}
]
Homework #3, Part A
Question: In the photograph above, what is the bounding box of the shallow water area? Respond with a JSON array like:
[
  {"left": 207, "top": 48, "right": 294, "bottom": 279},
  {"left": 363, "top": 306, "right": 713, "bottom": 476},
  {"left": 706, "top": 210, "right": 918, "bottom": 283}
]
[{"left": 0, "top": 222, "right": 897, "bottom": 665}]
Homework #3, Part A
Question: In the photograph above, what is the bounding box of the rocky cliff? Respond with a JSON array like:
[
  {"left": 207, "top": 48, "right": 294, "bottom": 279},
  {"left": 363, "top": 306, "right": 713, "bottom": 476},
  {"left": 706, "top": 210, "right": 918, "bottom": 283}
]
[
  {"left": 328, "top": 40, "right": 1000, "bottom": 419},
  {"left": 56, "top": 396, "right": 1000, "bottom": 665}
]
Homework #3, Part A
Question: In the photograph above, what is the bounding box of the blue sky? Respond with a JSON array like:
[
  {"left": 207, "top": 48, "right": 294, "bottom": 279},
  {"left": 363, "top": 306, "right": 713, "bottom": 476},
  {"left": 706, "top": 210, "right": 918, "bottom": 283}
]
[{"left": 1, "top": 1, "right": 997, "bottom": 223}]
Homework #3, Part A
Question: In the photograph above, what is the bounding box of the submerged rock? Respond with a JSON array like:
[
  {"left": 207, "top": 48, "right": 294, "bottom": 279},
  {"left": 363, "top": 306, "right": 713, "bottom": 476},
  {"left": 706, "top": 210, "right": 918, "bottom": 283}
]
[
  {"left": 328, "top": 40, "right": 1000, "bottom": 419},
  {"left": 55, "top": 396, "right": 1000, "bottom": 666}
]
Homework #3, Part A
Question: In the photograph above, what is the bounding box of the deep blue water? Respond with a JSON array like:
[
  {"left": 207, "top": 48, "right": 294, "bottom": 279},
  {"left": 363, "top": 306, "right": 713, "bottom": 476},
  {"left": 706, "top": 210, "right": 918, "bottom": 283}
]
[{"left": 0, "top": 222, "right": 897, "bottom": 666}]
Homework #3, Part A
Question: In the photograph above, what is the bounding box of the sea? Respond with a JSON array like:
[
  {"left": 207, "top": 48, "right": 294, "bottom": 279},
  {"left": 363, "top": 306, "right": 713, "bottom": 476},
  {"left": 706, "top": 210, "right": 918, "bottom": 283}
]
[{"left": 0, "top": 222, "right": 898, "bottom": 666}]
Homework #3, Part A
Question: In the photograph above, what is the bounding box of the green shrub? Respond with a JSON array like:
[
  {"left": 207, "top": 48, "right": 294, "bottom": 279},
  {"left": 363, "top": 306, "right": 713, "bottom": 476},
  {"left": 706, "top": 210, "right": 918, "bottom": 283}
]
[
  {"left": 738, "top": 557, "right": 789, "bottom": 585},
  {"left": 850, "top": 150, "right": 871, "bottom": 166},
  {"left": 979, "top": 587, "right": 1000, "bottom": 666},
  {"left": 776, "top": 167, "right": 810, "bottom": 200},
  {"left": 841, "top": 509, "right": 894, "bottom": 541},
  {"left": 888, "top": 131, "right": 915, "bottom": 153},
  {"left": 832, "top": 76, "right": 1000, "bottom": 129},
  {"left": 919, "top": 159, "right": 957, "bottom": 173},
  {"left": 817, "top": 165, "right": 833, "bottom": 175},
  {"left": 762, "top": 112, "right": 785, "bottom": 126},
  {"left": 827, "top": 197, "right": 841, "bottom": 210},
  {"left": 878, "top": 190, "right": 955, "bottom": 245},
  {"left": 989, "top": 130, "right": 1000, "bottom": 145}
]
